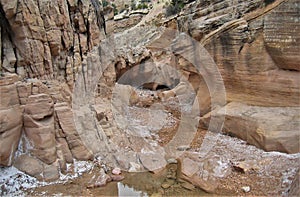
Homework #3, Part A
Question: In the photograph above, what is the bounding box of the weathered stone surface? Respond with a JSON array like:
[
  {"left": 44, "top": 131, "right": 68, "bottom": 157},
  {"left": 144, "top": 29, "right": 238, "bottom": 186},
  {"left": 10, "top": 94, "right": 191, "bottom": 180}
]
[
  {"left": 264, "top": 0, "right": 300, "bottom": 71},
  {"left": 43, "top": 163, "right": 60, "bottom": 182},
  {"left": 203, "top": 102, "right": 300, "bottom": 154},
  {"left": 56, "top": 148, "right": 67, "bottom": 174},
  {"left": 0, "top": 107, "right": 22, "bottom": 166},
  {"left": 176, "top": 132, "right": 300, "bottom": 195},
  {"left": 87, "top": 168, "right": 112, "bottom": 188},
  {"left": 112, "top": 167, "right": 121, "bottom": 175},
  {"left": 169, "top": 0, "right": 299, "bottom": 108},
  {"left": 0, "top": 0, "right": 104, "bottom": 80},
  {"left": 24, "top": 94, "right": 56, "bottom": 164},
  {"left": 0, "top": 74, "right": 22, "bottom": 166},
  {"left": 181, "top": 155, "right": 218, "bottom": 193},
  {"left": 24, "top": 94, "right": 54, "bottom": 120},
  {"left": 0, "top": 75, "right": 20, "bottom": 109},
  {"left": 139, "top": 151, "right": 167, "bottom": 172},
  {"left": 55, "top": 104, "right": 93, "bottom": 161},
  {"left": 14, "top": 154, "right": 59, "bottom": 181},
  {"left": 56, "top": 137, "right": 74, "bottom": 163},
  {"left": 14, "top": 154, "right": 44, "bottom": 180}
]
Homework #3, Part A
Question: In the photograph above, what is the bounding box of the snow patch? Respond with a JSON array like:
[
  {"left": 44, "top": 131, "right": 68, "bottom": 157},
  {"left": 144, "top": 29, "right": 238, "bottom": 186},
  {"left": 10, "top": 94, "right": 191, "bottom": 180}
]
[{"left": 0, "top": 160, "right": 94, "bottom": 196}]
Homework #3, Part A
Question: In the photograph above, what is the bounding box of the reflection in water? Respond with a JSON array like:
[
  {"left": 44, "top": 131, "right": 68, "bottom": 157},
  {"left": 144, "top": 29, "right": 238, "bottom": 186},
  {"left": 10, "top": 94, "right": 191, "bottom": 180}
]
[{"left": 118, "top": 182, "right": 148, "bottom": 197}]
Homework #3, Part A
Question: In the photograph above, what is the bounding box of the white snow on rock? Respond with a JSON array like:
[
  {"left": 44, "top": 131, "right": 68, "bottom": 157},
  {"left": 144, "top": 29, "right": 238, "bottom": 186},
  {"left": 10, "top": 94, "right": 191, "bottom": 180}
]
[{"left": 0, "top": 160, "right": 94, "bottom": 196}]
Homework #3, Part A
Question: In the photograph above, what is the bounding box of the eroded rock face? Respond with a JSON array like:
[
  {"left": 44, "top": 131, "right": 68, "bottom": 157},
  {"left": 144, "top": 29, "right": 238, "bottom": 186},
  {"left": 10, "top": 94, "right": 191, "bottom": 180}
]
[
  {"left": 23, "top": 94, "right": 56, "bottom": 164},
  {"left": 264, "top": 0, "right": 300, "bottom": 71},
  {"left": 0, "top": 0, "right": 102, "bottom": 180},
  {"left": 55, "top": 103, "right": 93, "bottom": 161},
  {"left": 0, "top": 0, "right": 105, "bottom": 85},
  {"left": 0, "top": 74, "right": 22, "bottom": 166},
  {"left": 200, "top": 0, "right": 300, "bottom": 107}
]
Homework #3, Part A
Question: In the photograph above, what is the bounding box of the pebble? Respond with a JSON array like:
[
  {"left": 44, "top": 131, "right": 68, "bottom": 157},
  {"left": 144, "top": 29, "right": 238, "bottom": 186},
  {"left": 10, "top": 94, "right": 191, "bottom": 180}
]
[
  {"left": 242, "top": 186, "right": 251, "bottom": 193},
  {"left": 112, "top": 167, "right": 121, "bottom": 175}
]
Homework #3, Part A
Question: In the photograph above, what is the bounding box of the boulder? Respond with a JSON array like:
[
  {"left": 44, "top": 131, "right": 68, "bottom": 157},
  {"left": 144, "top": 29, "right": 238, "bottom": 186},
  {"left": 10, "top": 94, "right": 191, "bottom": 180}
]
[
  {"left": 14, "top": 154, "right": 44, "bottom": 180},
  {"left": 178, "top": 153, "right": 232, "bottom": 193},
  {"left": 14, "top": 154, "right": 60, "bottom": 182},
  {"left": 139, "top": 151, "right": 167, "bottom": 172},
  {"left": 202, "top": 102, "right": 300, "bottom": 154},
  {"left": 43, "top": 163, "right": 60, "bottom": 182},
  {"left": 112, "top": 167, "right": 121, "bottom": 175},
  {"left": 87, "top": 168, "right": 112, "bottom": 188},
  {"left": 111, "top": 174, "right": 124, "bottom": 181}
]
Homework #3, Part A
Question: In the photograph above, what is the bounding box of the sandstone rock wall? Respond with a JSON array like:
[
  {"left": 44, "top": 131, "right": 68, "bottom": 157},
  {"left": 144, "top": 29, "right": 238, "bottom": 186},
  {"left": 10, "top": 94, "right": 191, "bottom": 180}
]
[
  {"left": 0, "top": 0, "right": 105, "bottom": 86},
  {"left": 0, "top": 73, "right": 93, "bottom": 181},
  {"left": 0, "top": 74, "right": 22, "bottom": 166},
  {"left": 173, "top": 0, "right": 300, "bottom": 153},
  {"left": 174, "top": 0, "right": 300, "bottom": 107},
  {"left": 0, "top": 0, "right": 104, "bottom": 180}
]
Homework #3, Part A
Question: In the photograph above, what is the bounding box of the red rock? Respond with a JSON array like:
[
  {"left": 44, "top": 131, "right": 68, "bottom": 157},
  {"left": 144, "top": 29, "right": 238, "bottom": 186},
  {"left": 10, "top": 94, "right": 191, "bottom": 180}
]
[
  {"left": 112, "top": 167, "right": 121, "bottom": 175},
  {"left": 111, "top": 174, "right": 125, "bottom": 181}
]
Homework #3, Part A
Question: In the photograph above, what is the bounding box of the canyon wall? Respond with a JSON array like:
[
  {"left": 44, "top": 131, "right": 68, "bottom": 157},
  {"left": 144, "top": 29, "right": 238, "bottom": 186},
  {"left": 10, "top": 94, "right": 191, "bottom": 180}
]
[
  {"left": 0, "top": 0, "right": 299, "bottom": 183},
  {"left": 0, "top": 0, "right": 105, "bottom": 84},
  {"left": 167, "top": 0, "right": 300, "bottom": 153},
  {"left": 0, "top": 0, "right": 103, "bottom": 180}
]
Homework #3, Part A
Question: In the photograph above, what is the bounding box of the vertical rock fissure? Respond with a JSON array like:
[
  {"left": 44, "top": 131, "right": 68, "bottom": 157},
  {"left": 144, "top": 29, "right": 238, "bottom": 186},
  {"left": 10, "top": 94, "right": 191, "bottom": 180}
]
[{"left": 90, "top": 0, "right": 106, "bottom": 35}]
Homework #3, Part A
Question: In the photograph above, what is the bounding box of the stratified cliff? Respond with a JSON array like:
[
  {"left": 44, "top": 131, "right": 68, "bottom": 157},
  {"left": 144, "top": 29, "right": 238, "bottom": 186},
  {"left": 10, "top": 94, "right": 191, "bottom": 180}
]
[{"left": 163, "top": 0, "right": 300, "bottom": 153}]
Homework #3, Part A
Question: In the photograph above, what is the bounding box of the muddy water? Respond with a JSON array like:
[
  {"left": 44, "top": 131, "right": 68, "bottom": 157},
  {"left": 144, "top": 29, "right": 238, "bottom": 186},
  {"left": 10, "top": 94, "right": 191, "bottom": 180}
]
[{"left": 29, "top": 165, "right": 210, "bottom": 196}]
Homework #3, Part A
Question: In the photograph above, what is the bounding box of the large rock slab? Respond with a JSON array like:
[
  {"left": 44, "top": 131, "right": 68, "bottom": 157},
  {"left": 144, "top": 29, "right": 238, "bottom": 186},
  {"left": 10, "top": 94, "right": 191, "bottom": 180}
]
[
  {"left": 55, "top": 104, "right": 93, "bottom": 161},
  {"left": 14, "top": 154, "right": 44, "bottom": 180},
  {"left": 177, "top": 132, "right": 300, "bottom": 195},
  {"left": 14, "top": 154, "right": 59, "bottom": 181},
  {"left": 179, "top": 153, "right": 232, "bottom": 193},
  {"left": 0, "top": 74, "right": 22, "bottom": 166},
  {"left": 23, "top": 94, "right": 57, "bottom": 164},
  {"left": 202, "top": 102, "right": 300, "bottom": 154}
]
